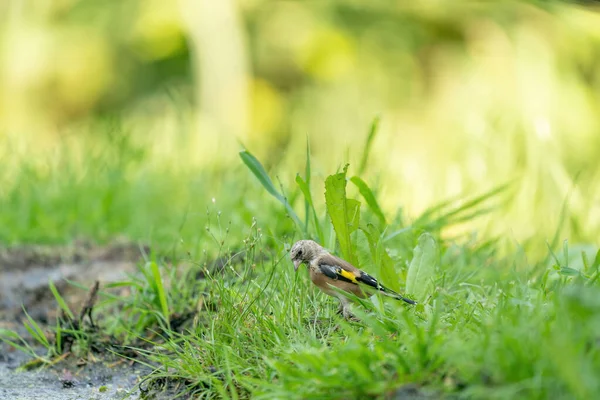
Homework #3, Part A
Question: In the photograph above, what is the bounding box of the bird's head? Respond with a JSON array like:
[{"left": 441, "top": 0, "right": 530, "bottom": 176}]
[{"left": 290, "top": 240, "right": 324, "bottom": 271}]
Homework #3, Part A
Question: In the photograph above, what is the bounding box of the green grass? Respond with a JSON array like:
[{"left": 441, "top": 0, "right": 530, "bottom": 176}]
[
  {"left": 0, "top": 129, "right": 268, "bottom": 258},
  {"left": 1, "top": 125, "right": 600, "bottom": 399}
]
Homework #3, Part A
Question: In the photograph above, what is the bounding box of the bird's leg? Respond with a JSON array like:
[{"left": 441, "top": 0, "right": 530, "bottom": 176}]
[
  {"left": 336, "top": 296, "right": 349, "bottom": 315},
  {"left": 342, "top": 305, "right": 360, "bottom": 321},
  {"left": 336, "top": 301, "right": 344, "bottom": 315},
  {"left": 337, "top": 297, "right": 359, "bottom": 321}
]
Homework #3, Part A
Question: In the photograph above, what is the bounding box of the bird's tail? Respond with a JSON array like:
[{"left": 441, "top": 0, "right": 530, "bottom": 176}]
[
  {"left": 357, "top": 272, "right": 416, "bottom": 305},
  {"left": 379, "top": 286, "right": 416, "bottom": 305},
  {"left": 391, "top": 292, "right": 417, "bottom": 305}
]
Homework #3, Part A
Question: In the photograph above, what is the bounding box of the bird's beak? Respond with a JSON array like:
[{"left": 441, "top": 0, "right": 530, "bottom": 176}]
[{"left": 293, "top": 259, "right": 301, "bottom": 271}]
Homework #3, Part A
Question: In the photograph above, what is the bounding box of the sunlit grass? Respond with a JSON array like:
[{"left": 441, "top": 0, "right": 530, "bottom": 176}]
[
  {"left": 2, "top": 124, "right": 599, "bottom": 399},
  {"left": 0, "top": 128, "right": 266, "bottom": 257},
  {"left": 2, "top": 1, "right": 600, "bottom": 397},
  {"left": 2, "top": 0, "right": 600, "bottom": 251}
]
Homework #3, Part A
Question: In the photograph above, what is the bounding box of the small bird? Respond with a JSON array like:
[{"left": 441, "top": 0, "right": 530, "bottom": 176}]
[{"left": 290, "top": 240, "right": 415, "bottom": 319}]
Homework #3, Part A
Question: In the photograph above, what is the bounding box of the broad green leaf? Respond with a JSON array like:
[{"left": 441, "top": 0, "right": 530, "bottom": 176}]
[
  {"left": 347, "top": 199, "right": 360, "bottom": 233},
  {"left": 356, "top": 229, "right": 373, "bottom": 271},
  {"left": 360, "top": 224, "right": 401, "bottom": 291},
  {"left": 325, "top": 165, "right": 360, "bottom": 265},
  {"left": 406, "top": 233, "right": 438, "bottom": 301},
  {"left": 350, "top": 176, "right": 386, "bottom": 225},
  {"left": 240, "top": 150, "right": 302, "bottom": 229},
  {"left": 296, "top": 174, "right": 324, "bottom": 243}
]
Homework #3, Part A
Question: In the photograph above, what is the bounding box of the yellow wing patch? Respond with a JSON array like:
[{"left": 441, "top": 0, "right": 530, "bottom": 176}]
[{"left": 338, "top": 269, "right": 358, "bottom": 284}]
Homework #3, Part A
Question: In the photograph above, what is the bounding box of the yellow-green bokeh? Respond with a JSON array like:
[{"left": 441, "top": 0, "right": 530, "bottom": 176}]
[{"left": 1, "top": 0, "right": 599, "bottom": 250}]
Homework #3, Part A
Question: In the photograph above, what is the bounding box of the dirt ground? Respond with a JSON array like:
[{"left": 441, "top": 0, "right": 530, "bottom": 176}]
[{"left": 0, "top": 240, "right": 149, "bottom": 399}]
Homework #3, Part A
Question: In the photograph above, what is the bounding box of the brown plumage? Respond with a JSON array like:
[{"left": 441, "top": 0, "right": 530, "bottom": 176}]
[{"left": 290, "top": 240, "right": 415, "bottom": 319}]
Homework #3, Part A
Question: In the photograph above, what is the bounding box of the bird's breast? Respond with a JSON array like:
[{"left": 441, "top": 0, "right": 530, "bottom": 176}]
[{"left": 309, "top": 267, "right": 336, "bottom": 296}]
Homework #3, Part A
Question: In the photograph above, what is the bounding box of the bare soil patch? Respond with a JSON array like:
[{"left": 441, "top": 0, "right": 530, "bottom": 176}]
[{"left": 0, "top": 240, "right": 150, "bottom": 399}]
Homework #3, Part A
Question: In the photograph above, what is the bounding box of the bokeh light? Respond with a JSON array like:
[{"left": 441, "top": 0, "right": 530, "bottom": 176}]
[{"left": 1, "top": 0, "right": 599, "bottom": 249}]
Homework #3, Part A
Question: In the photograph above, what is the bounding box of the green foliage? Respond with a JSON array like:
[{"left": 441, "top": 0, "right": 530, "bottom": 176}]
[
  {"left": 2, "top": 121, "right": 600, "bottom": 399},
  {"left": 358, "top": 116, "right": 380, "bottom": 175},
  {"left": 325, "top": 164, "right": 361, "bottom": 266},
  {"left": 412, "top": 183, "right": 512, "bottom": 232},
  {"left": 359, "top": 223, "right": 401, "bottom": 292},
  {"left": 3, "top": 0, "right": 600, "bottom": 395},
  {"left": 0, "top": 329, "right": 43, "bottom": 361},
  {"left": 295, "top": 140, "right": 325, "bottom": 243},
  {"left": 406, "top": 233, "right": 438, "bottom": 302},
  {"left": 48, "top": 279, "right": 75, "bottom": 321},
  {"left": 296, "top": 174, "right": 324, "bottom": 243},
  {"left": 350, "top": 176, "right": 386, "bottom": 226},
  {"left": 149, "top": 260, "right": 171, "bottom": 331},
  {"left": 240, "top": 149, "right": 303, "bottom": 230},
  {"left": 21, "top": 307, "right": 51, "bottom": 351}
]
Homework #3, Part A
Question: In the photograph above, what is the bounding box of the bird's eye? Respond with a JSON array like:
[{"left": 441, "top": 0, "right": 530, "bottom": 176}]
[{"left": 297, "top": 249, "right": 303, "bottom": 257}]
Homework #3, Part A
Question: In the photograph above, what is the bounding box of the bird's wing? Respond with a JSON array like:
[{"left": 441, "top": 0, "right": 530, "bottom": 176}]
[
  {"left": 317, "top": 254, "right": 417, "bottom": 305},
  {"left": 316, "top": 254, "right": 361, "bottom": 284},
  {"left": 317, "top": 254, "right": 385, "bottom": 290}
]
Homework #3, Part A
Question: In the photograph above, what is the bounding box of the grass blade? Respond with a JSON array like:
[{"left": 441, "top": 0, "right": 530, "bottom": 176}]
[
  {"left": 0, "top": 329, "right": 38, "bottom": 357},
  {"left": 240, "top": 150, "right": 302, "bottom": 229},
  {"left": 350, "top": 176, "right": 386, "bottom": 226},
  {"left": 358, "top": 116, "right": 380, "bottom": 175},
  {"left": 413, "top": 182, "right": 511, "bottom": 228},
  {"left": 239, "top": 150, "right": 282, "bottom": 198},
  {"left": 48, "top": 279, "right": 74, "bottom": 320},
  {"left": 22, "top": 306, "right": 50, "bottom": 349},
  {"left": 591, "top": 249, "right": 600, "bottom": 271},
  {"left": 587, "top": 250, "right": 600, "bottom": 286},
  {"left": 149, "top": 261, "right": 171, "bottom": 330},
  {"left": 296, "top": 174, "right": 324, "bottom": 243},
  {"left": 304, "top": 138, "right": 312, "bottom": 230}
]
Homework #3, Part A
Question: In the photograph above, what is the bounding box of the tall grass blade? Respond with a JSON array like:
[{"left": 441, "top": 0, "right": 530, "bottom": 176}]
[
  {"left": 149, "top": 261, "right": 171, "bottom": 330},
  {"left": 413, "top": 182, "right": 511, "bottom": 228},
  {"left": 350, "top": 176, "right": 386, "bottom": 226},
  {"left": 591, "top": 249, "right": 600, "bottom": 271},
  {"left": 587, "top": 249, "right": 600, "bottom": 286},
  {"left": 304, "top": 138, "right": 312, "bottom": 230},
  {"left": 296, "top": 174, "right": 324, "bottom": 243},
  {"left": 239, "top": 150, "right": 302, "bottom": 229},
  {"left": 48, "top": 279, "right": 75, "bottom": 320},
  {"left": 358, "top": 116, "right": 380, "bottom": 175},
  {"left": 0, "top": 329, "right": 38, "bottom": 357},
  {"left": 22, "top": 306, "right": 50, "bottom": 349}
]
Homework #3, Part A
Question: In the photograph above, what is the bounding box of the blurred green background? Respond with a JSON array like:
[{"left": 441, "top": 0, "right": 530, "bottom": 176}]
[{"left": 1, "top": 0, "right": 599, "bottom": 250}]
